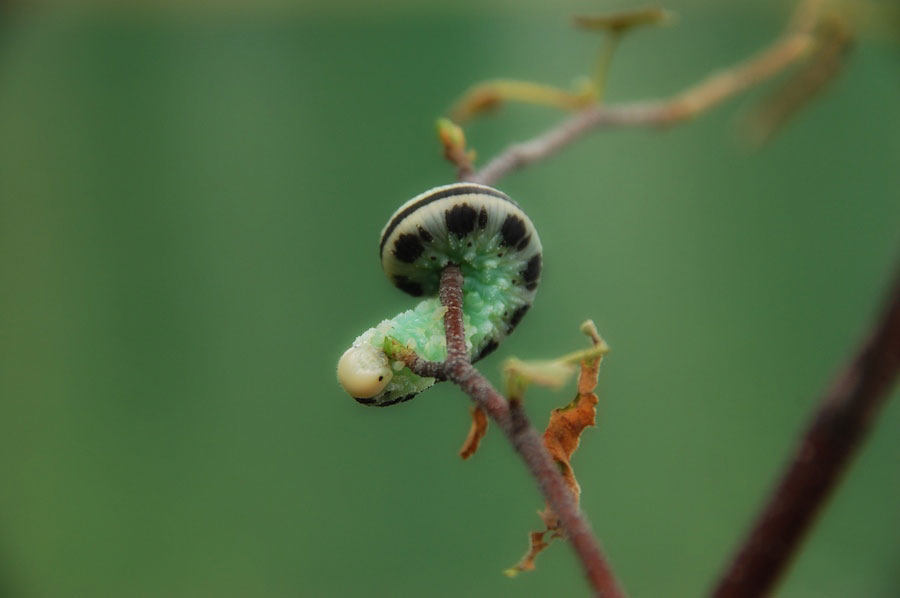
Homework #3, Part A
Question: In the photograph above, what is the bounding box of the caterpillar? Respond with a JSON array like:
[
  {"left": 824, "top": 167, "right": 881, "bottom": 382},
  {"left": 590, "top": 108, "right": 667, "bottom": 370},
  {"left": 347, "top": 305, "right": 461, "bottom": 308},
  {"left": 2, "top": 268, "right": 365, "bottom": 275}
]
[{"left": 337, "top": 182, "right": 542, "bottom": 406}]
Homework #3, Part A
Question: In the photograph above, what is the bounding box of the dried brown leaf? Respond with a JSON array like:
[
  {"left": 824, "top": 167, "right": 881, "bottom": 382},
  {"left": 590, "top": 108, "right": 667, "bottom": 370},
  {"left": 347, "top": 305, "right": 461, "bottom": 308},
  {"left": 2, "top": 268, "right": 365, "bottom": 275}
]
[
  {"left": 459, "top": 405, "right": 488, "bottom": 460},
  {"left": 504, "top": 531, "right": 552, "bottom": 577},
  {"left": 507, "top": 321, "right": 607, "bottom": 575},
  {"left": 540, "top": 338, "right": 602, "bottom": 525}
]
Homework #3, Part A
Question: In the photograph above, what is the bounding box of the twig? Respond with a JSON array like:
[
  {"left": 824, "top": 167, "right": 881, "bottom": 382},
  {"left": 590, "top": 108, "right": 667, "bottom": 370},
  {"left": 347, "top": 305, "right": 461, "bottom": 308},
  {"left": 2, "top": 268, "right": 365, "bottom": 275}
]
[
  {"left": 403, "top": 265, "right": 625, "bottom": 597},
  {"left": 385, "top": 338, "right": 448, "bottom": 380},
  {"left": 465, "top": 6, "right": 817, "bottom": 186},
  {"left": 444, "top": 141, "right": 475, "bottom": 182},
  {"left": 711, "top": 264, "right": 900, "bottom": 597}
]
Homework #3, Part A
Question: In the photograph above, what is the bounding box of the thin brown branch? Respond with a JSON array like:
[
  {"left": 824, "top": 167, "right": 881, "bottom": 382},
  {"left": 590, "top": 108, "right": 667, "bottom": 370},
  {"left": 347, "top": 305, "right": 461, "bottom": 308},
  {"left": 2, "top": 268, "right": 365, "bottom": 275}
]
[
  {"left": 465, "top": 5, "right": 817, "bottom": 186},
  {"left": 385, "top": 339, "right": 447, "bottom": 380},
  {"left": 438, "top": 266, "right": 470, "bottom": 367},
  {"left": 711, "top": 263, "right": 900, "bottom": 597},
  {"left": 443, "top": 141, "right": 475, "bottom": 182},
  {"left": 399, "top": 266, "right": 624, "bottom": 597}
]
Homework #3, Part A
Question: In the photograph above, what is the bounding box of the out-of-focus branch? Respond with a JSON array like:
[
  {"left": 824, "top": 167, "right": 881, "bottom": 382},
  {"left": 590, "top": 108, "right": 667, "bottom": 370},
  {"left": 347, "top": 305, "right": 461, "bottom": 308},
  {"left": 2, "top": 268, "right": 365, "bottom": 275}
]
[
  {"left": 464, "top": 2, "right": 821, "bottom": 186},
  {"left": 741, "top": 14, "right": 853, "bottom": 147},
  {"left": 711, "top": 263, "right": 900, "bottom": 597}
]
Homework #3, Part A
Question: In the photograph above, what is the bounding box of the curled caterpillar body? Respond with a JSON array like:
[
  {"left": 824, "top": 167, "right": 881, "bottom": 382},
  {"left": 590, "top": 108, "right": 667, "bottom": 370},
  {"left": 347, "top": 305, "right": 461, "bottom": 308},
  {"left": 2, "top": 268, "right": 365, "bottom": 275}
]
[{"left": 338, "top": 183, "right": 542, "bottom": 406}]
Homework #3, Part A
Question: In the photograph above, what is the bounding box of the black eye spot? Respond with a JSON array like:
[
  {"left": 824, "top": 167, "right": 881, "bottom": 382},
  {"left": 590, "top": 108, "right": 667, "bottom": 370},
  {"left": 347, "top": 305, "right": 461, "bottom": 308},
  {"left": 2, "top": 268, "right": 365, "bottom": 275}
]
[{"left": 378, "top": 375, "right": 384, "bottom": 381}]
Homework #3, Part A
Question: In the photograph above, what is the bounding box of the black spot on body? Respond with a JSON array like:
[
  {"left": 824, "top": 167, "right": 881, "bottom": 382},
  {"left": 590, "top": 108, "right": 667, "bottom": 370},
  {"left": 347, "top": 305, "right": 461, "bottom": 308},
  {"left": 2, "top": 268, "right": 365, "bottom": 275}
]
[
  {"left": 521, "top": 254, "right": 541, "bottom": 285},
  {"left": 477, "top": 207, "right": 488, "bottom": 229},
  {"left": 445, "top": 203, "right": 478, "bottom": 237},
  {"left": 393, "top": 275, "right": 423, "bottom": 297},
  {"left": 354, "top": 397, "right": 376, "bottom": 405},
  {"left": 516, "top": 235, "right": 531, "bottom": 252},
  {"left": 393, "top": 233, "right": 424, "bottom": 263},
  {"left": 500, "top": 214, "right": 527, "bottom": 247},
  {"left": 475, "top": 338, "right": 499, "bottom": 362},
  {"left": 525, "top": 282, "right": 538, "bottom": 291},
  {"left": 417, "top": 226, "right": 433, "bottom": 242},
  {"left": 507, "top": 304, "right": 530, "bottom": 333}
]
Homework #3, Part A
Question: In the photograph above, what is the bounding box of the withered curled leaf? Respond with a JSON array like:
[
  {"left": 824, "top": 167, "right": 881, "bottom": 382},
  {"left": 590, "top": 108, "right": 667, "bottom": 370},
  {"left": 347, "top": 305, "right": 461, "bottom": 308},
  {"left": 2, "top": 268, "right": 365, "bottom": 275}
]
[
  {"left": 459, "top": 406, "right": 488, "bottom": 460},
  {"left": 507, "top": 321, "right": 607, "bottom": 575}
]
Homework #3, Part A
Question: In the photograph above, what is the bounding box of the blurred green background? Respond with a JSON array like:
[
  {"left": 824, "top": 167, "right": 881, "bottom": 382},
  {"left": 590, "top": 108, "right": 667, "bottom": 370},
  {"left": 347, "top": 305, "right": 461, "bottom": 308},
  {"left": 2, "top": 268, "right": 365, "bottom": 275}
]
[{"left": 1, "top": 1, "right": 898, "bottom": 596}]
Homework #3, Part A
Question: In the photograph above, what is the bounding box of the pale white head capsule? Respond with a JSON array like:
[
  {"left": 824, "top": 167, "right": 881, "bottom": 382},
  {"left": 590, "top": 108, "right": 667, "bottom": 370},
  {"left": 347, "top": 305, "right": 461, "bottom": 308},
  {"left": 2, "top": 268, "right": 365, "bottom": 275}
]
[{"left": 337, "top": 344, "right": 393, "bottom": 399}]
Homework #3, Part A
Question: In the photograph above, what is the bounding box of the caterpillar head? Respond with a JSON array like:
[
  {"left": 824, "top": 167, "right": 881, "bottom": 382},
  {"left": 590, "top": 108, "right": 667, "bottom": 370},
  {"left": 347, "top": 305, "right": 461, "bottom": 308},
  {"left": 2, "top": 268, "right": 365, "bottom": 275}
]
[{"left": 337, "top": 343, "right": 393, "bottom": 400}]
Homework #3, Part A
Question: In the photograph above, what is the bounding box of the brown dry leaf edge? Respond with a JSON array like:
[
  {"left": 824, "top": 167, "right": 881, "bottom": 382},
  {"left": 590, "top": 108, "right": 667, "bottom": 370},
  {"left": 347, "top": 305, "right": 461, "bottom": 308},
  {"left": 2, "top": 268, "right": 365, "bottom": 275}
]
[{"left": 506, "top": 326, "right": 604, "bottom": 576}]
